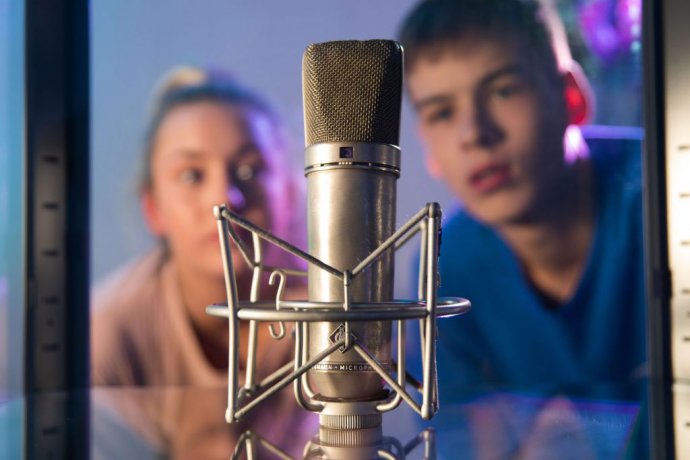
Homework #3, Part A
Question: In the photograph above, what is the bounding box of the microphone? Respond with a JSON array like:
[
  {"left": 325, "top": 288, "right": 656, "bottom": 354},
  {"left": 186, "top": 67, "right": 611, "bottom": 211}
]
[
  {"left": 208, "top": 39, "right": 470, "bottom": 432},
  {"left": 303, "top": 40, "right": 402, "bottom": 420}
]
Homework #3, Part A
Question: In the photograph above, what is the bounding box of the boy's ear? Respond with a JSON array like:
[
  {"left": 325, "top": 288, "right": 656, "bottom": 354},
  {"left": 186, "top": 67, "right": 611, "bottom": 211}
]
[
  {"left": 141, "top": 191, "right": 165, "bottom": 237},
  {"left": 562, "top": 62, "right": 594, "bottom": 126}
]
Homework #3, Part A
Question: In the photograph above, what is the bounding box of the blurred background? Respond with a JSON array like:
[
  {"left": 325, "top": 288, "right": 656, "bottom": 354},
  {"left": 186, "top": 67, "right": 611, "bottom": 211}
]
[
  {"left": 1, "top": 0, "right": 643, "bottom": 398},
  {"left": 89, "top": 0, "right": 643, "bottom": 295}
]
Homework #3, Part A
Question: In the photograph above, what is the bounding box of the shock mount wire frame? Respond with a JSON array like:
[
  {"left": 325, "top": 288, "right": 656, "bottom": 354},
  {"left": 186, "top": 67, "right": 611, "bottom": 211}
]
[{"left": 207, "top": 203, "right": 470, "bottom": 424}]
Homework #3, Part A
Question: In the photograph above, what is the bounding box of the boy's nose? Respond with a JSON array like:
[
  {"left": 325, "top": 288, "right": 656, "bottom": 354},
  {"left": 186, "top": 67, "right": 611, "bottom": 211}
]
[
  {"left": 457, "top": 108, "right": 481, "bottom": 149},
  {"left": 459, "top": 103, "right": 504, "bottom": 149}
]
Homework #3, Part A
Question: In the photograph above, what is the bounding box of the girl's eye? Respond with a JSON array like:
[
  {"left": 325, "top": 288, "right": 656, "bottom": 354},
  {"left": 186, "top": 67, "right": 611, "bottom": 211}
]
[
  {"left": 235, "top": 164, "right": 256, "bottom": 182},
  {"left": 180, "top": 168, "right": 203, "bottom": 185},
  {"left": 234, "top": 162, "right": 267, "bottom": 185}
]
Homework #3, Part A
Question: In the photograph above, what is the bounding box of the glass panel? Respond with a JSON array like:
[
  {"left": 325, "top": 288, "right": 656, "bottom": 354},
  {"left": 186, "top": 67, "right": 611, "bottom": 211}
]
[
  {"left": 89, "top": 0, "right": 647, "bottom": 455},
  {"left": 0, "top": 0, "right": 25, "bottom": 398},
  {"left": 0, "top": 0, "right": 25, "bottom": 457}
]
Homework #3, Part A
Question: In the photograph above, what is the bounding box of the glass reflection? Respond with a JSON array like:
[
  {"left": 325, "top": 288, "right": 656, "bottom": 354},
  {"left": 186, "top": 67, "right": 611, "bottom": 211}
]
[
  {"left": 92, "top": 386, "right": 317, "bottom": 459},
  {"left": 233, "top": 427, "right": 435, "bottom": 460},
  {"left": 88, "top": 386, "right": 646, "bottom": 458}
]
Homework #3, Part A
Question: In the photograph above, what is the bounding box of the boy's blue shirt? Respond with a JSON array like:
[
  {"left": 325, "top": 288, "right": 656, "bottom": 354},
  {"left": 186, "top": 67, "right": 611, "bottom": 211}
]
[{"left": 414, "top": 138, "right": 646, "bottom": 393}]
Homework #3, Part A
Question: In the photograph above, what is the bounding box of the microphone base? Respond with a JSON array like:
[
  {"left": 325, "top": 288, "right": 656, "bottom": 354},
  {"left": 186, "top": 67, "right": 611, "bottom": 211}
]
[
  {"left": 318, "top": 400, "right": 384, "bottom": 429},
  {"left": 305, "top": 425, "right": 384, "bottom": 458}
]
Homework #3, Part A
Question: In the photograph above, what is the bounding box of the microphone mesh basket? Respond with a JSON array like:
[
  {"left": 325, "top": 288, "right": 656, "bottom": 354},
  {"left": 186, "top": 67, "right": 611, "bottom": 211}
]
[{"left": 303, "top": 40, "right": 402, "bottom": 147}]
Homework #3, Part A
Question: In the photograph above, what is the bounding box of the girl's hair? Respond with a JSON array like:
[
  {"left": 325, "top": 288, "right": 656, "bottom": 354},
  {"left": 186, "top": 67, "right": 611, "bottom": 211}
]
[{"left": 139, "top": 66, "right": 283, "bottom": 193}]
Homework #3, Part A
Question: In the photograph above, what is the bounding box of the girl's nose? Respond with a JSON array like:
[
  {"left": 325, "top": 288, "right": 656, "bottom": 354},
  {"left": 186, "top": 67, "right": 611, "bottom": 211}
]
[{"left": 208, "top": 173, "right": 243, "bottom": 212}]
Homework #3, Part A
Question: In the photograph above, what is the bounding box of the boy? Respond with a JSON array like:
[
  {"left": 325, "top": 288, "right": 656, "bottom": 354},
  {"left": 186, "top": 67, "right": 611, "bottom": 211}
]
[{"left": 399, "top": 0, "right": 646, "bottom": 389}]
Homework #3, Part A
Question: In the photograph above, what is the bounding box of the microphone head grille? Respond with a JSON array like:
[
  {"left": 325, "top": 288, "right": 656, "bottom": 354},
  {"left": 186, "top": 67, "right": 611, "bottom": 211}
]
[{"left": 303, "top": 40, "right": 402, "bottom": 147}]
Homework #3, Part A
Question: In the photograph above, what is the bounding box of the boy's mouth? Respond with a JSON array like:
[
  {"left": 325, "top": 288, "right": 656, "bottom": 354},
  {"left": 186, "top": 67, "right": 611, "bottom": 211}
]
[{"left": 469, "top": 162, "right": 512, "bottom": 194}]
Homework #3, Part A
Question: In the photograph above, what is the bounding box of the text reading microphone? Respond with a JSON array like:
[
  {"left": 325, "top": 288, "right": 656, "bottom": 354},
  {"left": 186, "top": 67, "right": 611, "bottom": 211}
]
[{"left": 208, "top": 39, "right": 470, "bottom": 431}]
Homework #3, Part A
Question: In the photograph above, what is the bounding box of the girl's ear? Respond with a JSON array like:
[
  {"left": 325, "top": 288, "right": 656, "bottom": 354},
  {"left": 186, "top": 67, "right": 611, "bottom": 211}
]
[
  {"left": 562, "top": 62, "right": 594, "bottom": 126},
  {"left": 141, "top": 190, "right": 165, "bottom": 237}
]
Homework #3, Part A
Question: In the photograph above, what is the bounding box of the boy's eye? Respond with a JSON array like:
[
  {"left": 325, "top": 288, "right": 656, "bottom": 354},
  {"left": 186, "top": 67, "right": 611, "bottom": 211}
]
[
  {"left": 490, "top": 81, "right": 526, "bottom": 100},
  {"left": 426, "top": 106, "right": 454, "bottom": 124},
  {"left": 494, "top": 86, "right": 516, "bottom": 98},
  {"left": 180, "top": 168, "right": 203, "bottom": 185}
]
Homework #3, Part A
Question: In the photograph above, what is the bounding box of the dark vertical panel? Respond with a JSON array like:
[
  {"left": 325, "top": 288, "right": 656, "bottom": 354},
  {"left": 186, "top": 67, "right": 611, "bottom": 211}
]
[
  {"left": 642, "top": 0, "right": 675, "bottom": 458},
  {"left": 24, "top": 0, "right": 89, "bottom": 457}
]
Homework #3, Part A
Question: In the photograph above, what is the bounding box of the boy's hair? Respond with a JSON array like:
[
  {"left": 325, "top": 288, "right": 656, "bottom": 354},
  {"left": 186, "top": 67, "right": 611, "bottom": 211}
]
[{"left": 398, "top": 0, "right": 563, "bottom": 76}]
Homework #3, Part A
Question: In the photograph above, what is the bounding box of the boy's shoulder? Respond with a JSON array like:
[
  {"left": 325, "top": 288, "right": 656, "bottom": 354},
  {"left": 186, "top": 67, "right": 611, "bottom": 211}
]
[
  {"left": 442, "top": 206, "right": 484, "bottom": 236},
  {"left": 442, "top": 206, "right": 496, "bottom": 245},
  {"left": 439, "top": 206, "right": 507, "bottom": 273},
  {"left": 584, "top": 129, "right": 643, "bottom": 216},
  {"left": 583, "top": 126, "right": 642, "bottom": 182}
]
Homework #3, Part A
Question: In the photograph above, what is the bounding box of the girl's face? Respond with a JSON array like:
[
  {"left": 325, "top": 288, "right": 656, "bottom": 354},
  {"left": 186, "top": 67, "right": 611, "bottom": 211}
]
[{"left": 143, "top": 101, "right": 281, "bottom": 279}]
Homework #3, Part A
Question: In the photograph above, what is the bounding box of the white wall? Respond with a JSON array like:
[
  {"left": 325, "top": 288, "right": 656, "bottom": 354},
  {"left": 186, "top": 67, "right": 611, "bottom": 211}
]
[{"left": 90, "top": 0, "right": 455, "bottom": 297}]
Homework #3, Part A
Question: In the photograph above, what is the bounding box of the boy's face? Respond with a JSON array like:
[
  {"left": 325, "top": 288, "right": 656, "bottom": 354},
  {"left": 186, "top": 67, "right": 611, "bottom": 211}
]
[{"left": 408, "top": 37, "right": 567, "bottom": 227}]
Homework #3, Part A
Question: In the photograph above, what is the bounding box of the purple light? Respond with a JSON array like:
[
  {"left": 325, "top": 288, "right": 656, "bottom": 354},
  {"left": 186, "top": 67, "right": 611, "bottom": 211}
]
[
  {"left": 578, "top": 0, "right": 642, "bottom": 63},
  {"left": 616, "top": 0, "right": 642, "bottom": 45},
  {"left": 564, "top": 125, "right": 590, "bottom": 165}
]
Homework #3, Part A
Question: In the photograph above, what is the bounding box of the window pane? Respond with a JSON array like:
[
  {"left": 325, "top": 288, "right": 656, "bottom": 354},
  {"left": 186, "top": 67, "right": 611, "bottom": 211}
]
[{"left": 0, "top": 0, "right": 25, "bottom": 398}]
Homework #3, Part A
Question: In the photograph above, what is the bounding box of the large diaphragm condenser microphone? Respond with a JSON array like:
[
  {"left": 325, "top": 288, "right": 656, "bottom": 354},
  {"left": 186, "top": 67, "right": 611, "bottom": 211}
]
[
  {"left": 303, "top": 40, "right": 402, "bottom": 408},
  {"left": 207, "top": 39, "right": 470, "bottom": 432}
]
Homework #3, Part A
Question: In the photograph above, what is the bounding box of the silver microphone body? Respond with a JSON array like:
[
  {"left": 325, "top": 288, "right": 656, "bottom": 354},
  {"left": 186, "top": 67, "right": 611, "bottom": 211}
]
[{"left": 306, "top": 142, "right": 399, "bottom": 400}]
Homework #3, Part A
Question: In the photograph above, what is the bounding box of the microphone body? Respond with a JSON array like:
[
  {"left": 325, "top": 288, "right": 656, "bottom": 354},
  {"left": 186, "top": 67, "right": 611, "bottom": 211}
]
[
  {"left": 306, "top": 143, "right": 396, "bottom": 399},
  {"left": 303, "top": 40, "right": 403, "bottom": 403}
]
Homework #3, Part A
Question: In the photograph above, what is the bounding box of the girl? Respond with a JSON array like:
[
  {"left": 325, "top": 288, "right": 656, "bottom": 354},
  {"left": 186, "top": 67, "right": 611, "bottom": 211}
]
[{"left": 92, "top": 67, "right": 304, "bottom": 386}]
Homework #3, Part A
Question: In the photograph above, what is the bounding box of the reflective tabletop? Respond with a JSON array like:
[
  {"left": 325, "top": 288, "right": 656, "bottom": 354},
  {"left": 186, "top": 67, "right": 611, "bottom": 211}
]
[{"left": 0, "top": 381, "right": 656, "bottom": 459}]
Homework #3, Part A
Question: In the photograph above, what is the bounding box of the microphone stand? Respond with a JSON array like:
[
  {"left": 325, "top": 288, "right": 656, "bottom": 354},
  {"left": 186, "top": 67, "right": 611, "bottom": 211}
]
[{"left": 207, "top": 203, "right": 470, "bottom": 428}]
